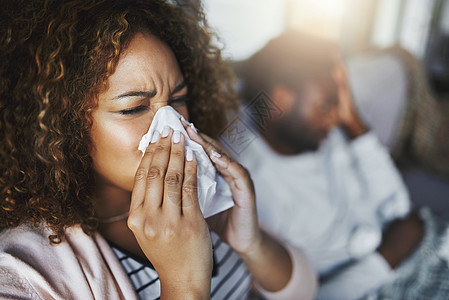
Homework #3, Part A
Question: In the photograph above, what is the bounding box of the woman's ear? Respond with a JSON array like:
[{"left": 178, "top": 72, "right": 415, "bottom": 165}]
[{"left": 270, "top": 84, "right": 296, "bottom": 119}]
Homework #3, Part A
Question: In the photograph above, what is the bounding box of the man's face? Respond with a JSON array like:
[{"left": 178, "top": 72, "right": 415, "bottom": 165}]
[{"left": 273, "top": 82, "right": 338, "bottom": 153}]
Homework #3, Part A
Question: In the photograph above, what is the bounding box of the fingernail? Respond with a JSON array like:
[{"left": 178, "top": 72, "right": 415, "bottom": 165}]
[
  {"left": 161, "top": 126, "right": 170, "bottom": 138},
  {"left": 211, "top": 150, "right": 221, "bottom": 158},
  {"left": 173, "top": 130, "right": 181, "bottom": 143},
  {"left": 151, "top": 131, "right": 160, "bottom": 143},
  {"left": 189, "top": 123, "right": 198, "bottom": 133},
  {"left": 186, "top": 148, "right": 193, "bottom": 161},
  {"left": 180, "top": 116, "right": 191, "bottom": 126}
]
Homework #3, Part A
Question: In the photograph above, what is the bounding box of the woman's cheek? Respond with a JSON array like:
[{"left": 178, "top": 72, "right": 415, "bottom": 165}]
[{"left": 91, "top": 118, "right": 147, "bottom": 181}]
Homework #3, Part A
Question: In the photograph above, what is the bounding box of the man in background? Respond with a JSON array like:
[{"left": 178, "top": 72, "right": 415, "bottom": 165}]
[{"left": 234, "top": 31, "right": 449, "bottom": 299}]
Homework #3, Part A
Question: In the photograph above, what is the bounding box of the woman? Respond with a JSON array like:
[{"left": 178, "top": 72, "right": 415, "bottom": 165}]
[{"left": 0, "top": 0, "right": 316, "bottom": 299}]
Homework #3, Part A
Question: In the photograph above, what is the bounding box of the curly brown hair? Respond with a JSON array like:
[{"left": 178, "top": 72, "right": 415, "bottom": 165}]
[{"left": 0, "top": 0, "right": 238, "bottom": 241}]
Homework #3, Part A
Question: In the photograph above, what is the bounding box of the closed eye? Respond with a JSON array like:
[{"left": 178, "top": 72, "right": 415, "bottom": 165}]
[
  {"left": 168, "top": 95, "right": 189, "bottom": 106},
  {"left": 119, "top": 105, "right": 148, "bottom": 115}
]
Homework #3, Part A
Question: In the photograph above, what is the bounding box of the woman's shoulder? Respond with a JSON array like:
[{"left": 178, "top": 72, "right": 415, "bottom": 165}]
[
  {"left": 0, "top": 223, "right": 61, "bottom": 298},
  {"left": 0, "top": 224, "right": 99, "bottom": 295},
  {"left": 0, "top": 223, "right": 74, "bottom": 280},
  {"left": 0, "top": 222, "right": 97, "bottom": 273},
  {"left": 0, "top": 223, "right": 134, "bottom": 299},
  {"left": 0, "top": 223, "right": 51, "bottom": 250}
]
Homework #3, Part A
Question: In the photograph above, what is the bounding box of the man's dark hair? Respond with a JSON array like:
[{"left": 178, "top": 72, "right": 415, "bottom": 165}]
[{"left": 240, "top": 30, "right": 338, "bottom": 103}]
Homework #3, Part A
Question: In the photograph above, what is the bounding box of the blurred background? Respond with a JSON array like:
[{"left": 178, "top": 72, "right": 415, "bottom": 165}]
[
  {"left": 204, "top": 0, "right": 447, "bottom": 61},
  {"left": 203, "top": 0, "right": 449, "bottom": 214},
  {"left": 204, "top": 0, "right": 449, "bottom": 94}
]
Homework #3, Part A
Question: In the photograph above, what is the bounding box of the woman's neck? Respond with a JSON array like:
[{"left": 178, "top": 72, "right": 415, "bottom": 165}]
[
  {"left": 94, "top": 177, "right": 147, "bottom": 260},
  {"left": 94, "top": 184, "right": 131, "bottom": 220},
  {"left": 99, "top": 218, "right": 147, "bottom": 260}
]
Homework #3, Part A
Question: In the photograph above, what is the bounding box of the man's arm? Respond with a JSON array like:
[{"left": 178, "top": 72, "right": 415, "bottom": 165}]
[
  {"left": 333, "top": 56, "right": 410, "bottom": 222},
  {"left": 333, "top": 57, "right": 423, "bottom": 269},
  {"left": 317, "top": 211, "right": 425, "bottom": 299},
  {"left": 332, "top": 55, "right": 369, "bottom": 140},
  {"left": 316, "top": 252, "right": 393, "bottom": 300},
  {"left": 377, "top": 210, "right": 424, "bottom": 268}
]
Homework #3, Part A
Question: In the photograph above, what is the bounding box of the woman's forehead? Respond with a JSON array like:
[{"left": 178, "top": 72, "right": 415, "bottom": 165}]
[{"left": 103, "top": 33, "right": 184, "bottom": 98}]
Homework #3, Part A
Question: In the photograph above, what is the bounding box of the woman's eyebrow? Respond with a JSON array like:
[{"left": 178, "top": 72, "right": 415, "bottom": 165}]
[
  {"left": 112, "top": 90, "right": 157, "bottom": 101},
  {"left": 171, "top": 81, "right": 187, "bottom": 95},
  {"left": 112, "top": 82, "right": 185, "bottom": 101}
]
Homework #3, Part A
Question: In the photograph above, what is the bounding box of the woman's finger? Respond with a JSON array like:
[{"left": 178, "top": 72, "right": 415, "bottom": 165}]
[
  {"left": 209, "top": 151, "right": 253, "bottom": 195},
  {"left": 163, "top": 130, "right": 185, "bottom": 216},
  {"left": 130, "top": 130, "right": 161, "bottom": 212},
  {"left": 182, "top": 122, "right": 231, "bottom": 157},
  {"left": 142, "top": 126, "right": 172, "bottom": 210},
  {"left": 181, "top": 122, "right": 250, "bottom": 189},
  {"left": 199, "top": 132, "right": 233, "bottom": 157},
  {"left": 181, "top": 148, "right": 200, "bottom": 216},
  {"left": 179, "top": 119, "right": 254, "bottom": 205}
]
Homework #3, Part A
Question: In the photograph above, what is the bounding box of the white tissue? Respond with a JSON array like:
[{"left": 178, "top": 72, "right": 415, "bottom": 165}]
[{"left": 138, "top": 106, "right": 234, "bottom": 218}]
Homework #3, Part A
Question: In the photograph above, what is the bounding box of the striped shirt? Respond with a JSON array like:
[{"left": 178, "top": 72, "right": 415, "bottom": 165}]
[{"left": 111, "top": 232, "right": 252, "bottom": 299}]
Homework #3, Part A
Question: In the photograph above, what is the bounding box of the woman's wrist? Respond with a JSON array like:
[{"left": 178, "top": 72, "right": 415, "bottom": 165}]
[
  {"left": 160, "top": 276, "right": 211, "bottom": 300},
  {"left": 239, "top": 231, "right": 292, "bottom": 292},
  {"left": 235, "top": 230, "right": 264, "bottom": 261}
]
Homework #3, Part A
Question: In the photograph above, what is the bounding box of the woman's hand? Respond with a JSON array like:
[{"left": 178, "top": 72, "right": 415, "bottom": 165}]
[
  {"left": 183, "top": 122, "right": 296, "bottom": 292},
  {"left": 182, "top": 122, "right": 262, "bottom": 256},
  {"left": 127, "top": 127, "right": 212, "bottom": 299}
]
